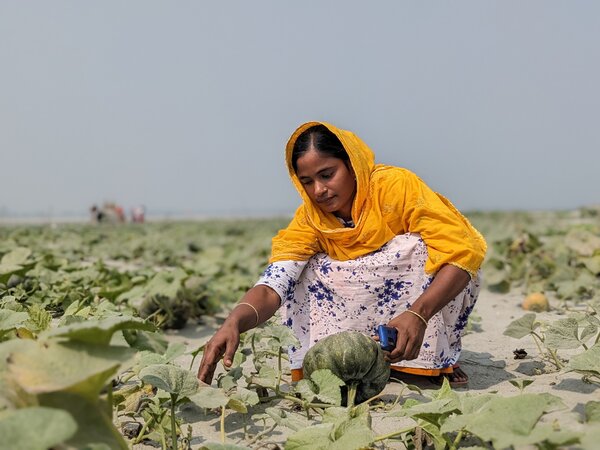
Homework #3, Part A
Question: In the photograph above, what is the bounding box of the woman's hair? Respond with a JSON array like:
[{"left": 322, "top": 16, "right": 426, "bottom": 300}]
[{"left": 291, "top": 125, "right": 350, "bottom": 172}]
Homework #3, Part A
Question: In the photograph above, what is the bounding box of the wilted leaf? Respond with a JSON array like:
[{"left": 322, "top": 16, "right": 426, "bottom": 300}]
[
  {"left": 0, "top": 406, "right": 77, "bottom": 450},
  {"left": 139, "top": 364, "right": 198, "bottom": 397},
  {"left": 310, "top": 369, "right": 345, "bottom": 406}
]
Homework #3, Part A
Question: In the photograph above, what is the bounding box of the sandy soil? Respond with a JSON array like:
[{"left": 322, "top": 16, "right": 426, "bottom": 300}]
[{"left": 134, "top": 289, "right": 597, "bottom": 449}]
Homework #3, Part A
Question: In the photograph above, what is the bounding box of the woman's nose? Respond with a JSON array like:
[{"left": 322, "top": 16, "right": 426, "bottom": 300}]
[{"left": 315, "top": 181, "right": 327, "bottom": 195}]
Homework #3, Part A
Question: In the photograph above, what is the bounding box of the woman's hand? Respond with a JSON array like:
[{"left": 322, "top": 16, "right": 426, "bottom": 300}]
[
  {"left": 385, "top": 311, "right": 427, "bottom": 363},
  {"left": 197, "top": 321, "right": 240, "bottom": 384}
]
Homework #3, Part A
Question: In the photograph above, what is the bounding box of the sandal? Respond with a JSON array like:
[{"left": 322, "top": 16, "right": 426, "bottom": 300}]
[{"left": 432, "top": 364, "right": 469, "bottom": 388}]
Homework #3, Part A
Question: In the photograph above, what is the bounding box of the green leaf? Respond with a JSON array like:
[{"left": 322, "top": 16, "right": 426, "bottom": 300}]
[
  {"left": 199, "top": 443, "right": 252, "bottom": 450},
  {"left": 0, "top": 406, "right": 77, "bottom": 450},
  {"left": 47, "top": 316, "right": 156, "bottom": 345},
  {"left": 580, "top": 425, "right": 600, "bottom": 449},
  {"left": 249, "top": 365, "right": 278, "bottom": 389},
  {"left": 1, "top": 247, "right": 31, "bottom": 266},
  {"left": 504, "top": 313, "right": 538, "bottom": 339},
  {"left": 284, "top": 420, "right": 374, "bottom": 450},
  {"left": 440, "top": 393, "right": 565, "bottom": 449},
  {"left": 226, "top": 398, "right": 247, "bottom": 413},
  {"left": 284, "top": 423, "right": 333, "bottom": 450},
  {"left": 508, "top": 378, "right": 534, "bottom": 392},
  {"left": 189, "top": 385, "right": 229, "bottom": 409},
  {"left": 139, "top": 363, "right": 198, "bottom": 397},
  {"left": 569, "top": 343, "right": 600, "bottom": 376},
  {"left": 0, "top": 310, "right": 29, "bottom": 332},
  {"left": 230, "top": 387, "right": 259, "bottom": 407},
  {"left": 39, "top": 391, "right": 128, "bottom": 449},
  {"left": 544, "top": 317, "right": 583, "bottom": 349},
  {"left": 7, "top": 340, "right": 134, "bottom": 399},
  {"left": 311, "top": 369, "right": 345, "bottom": 406},
  {"left": 584, "top": 401, "right": 600, "bottom": 423},
  {"left": 265, "top": 407, "right": 310, "bottom": 432}
]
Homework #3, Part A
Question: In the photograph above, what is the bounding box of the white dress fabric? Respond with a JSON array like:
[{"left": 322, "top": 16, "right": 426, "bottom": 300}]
[{"left": 255, "top": 232, "right": 481, "bottom": 370}]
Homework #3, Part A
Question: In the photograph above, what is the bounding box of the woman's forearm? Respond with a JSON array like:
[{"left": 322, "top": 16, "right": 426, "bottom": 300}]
[
  {"left": 227, "top": 284, "right": 282, "bottom": 333},
  {"left": 409, "top": 264, "right": 471, "bottom": 321}
]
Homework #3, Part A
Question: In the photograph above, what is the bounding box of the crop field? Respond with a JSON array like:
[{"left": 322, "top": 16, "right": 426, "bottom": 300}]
[{"left": 1, "top": 210, "right": 599, "bottom": 450}]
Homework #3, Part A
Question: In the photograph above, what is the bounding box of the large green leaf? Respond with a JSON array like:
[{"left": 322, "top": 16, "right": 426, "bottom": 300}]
[
  {"left": 7, "top": 340, "right": 134, "bottom": 399},
  {"left": 569, "top": 343, "right": 600, "bottom": 376},
  {"left": 265, "top": 407, "right": 310, "bottom": 431},
  {"left": 39, "top": 391, "right": 128, "bottom": 449},
  {"left": 199, "top": 444, "right": 252, "bottom": 450},
  {"left": 189, "top": 385, "right": 229, "bottom": 409},
  {"left": 47, "top": 316, "right": 155, "bottom": 345},
  {"left": 504, "top": 313, "right": 538, "bottom": 339},
  {"left": 139, "top": 363, "right": 198, "bottom": 397},
  {"left": 0, "top": 406, "right": 77, "bottom": 450},
  {"left": 440, "top": 393, "right": 565, "bottom": 449},
  {"left": 544, "top": 317, "right": 583, "bottom": 349},
  {"left": 0, "top": 310, "right": 29, "bottom": 332}
]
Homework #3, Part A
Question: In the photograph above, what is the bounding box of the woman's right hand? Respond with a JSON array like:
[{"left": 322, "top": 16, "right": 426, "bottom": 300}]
[{"left": 197, "top": 321, "right": 240, "bottom": 384}]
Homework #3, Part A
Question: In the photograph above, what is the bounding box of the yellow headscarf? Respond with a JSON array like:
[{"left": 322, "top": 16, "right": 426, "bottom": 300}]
[{"left": 270, "top": 121, "right": 487, "bottom": 276}]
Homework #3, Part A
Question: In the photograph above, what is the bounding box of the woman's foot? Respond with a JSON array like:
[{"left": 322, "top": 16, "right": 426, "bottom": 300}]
[{"left": 433, "top": 365, "right": 469, "bottom": 388}]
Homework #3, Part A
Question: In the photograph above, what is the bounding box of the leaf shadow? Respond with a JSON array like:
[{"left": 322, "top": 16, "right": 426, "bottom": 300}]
[
  {"left": 553, "top": 377, "right": 599, "bottom": 395},
  {"left": 459, "top": 349, "right": 514, "bottom": 390}
]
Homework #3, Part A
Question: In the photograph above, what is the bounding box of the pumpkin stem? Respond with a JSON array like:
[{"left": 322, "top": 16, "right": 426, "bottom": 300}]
[{"left": 347, "top": 383, "right": 358, "bottom": 408}]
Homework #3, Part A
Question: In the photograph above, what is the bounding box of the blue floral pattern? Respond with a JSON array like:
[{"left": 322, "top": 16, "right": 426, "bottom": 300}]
[{"left": 256, "top": 233, "right": 481, "bottom": 370}]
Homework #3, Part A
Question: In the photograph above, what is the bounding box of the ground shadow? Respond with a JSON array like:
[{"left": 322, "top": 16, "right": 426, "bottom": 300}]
[
  {"left": 553, "top": 377, "right": 599, "bottom": 394},
  {"left": 459, "top": 349, "right": 514, "bottom": 390},
  {"left": 514, "top": 360, "right": 547, "bottom": 376}
]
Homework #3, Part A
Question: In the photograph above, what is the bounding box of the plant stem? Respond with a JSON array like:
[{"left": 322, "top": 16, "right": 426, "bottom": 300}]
[
  {"left": 220, "top": 405, "right": 226, "bottom": 444},
  {"left": 282, "top": 394, "right": 333, "bottom": 409},
  {"left": 170, "top": 394, "right": 178, "bottom": 450},
  {"left": 451, "top": 430, "right": 464, "bottom": 450},
  {"left": 106, "top": 381, "right": 113, "bottom": 420},
  {"left": 246, "top": 423, "right": 277, "bottom": 446},
  {"left": 275, "top": 347, "right": 283, "bottom": 395},
  {"left": 530, "top": 331, "right": 545, "bottom": 357},
  {"left": 548, "top": 348, "right": 564, "bottom": 370},
  {"left": 347, "top": 383, "right": 358, "bottom": 409},
  {"left": 373, "top": 425, "right": 416, "bottom": 442}
]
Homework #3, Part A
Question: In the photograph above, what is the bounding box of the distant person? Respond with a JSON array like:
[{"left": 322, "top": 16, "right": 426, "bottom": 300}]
[
  {"left": 131, "top": 205, "right": 146, "bottom": 223},
  {"left": 90, "top": 205, "right": 105, "bottom": 223},
  {"left": 197, "top": 122, "right": 487, "bottom": 388}
]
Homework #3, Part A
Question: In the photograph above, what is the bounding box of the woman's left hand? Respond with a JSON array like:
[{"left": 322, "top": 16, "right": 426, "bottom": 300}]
[{"left": 385, "top": 311, "right": 428, "bottom": 362}]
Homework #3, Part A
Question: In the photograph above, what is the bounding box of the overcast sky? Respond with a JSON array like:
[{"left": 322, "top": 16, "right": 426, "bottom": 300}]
[{"left": 1, "top": 1, "right": 599, "bottom": 218}]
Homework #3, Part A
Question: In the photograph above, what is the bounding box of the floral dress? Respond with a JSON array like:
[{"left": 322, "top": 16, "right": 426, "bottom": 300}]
[{"left": 255, "top": 232, "right": 481, "bottom": 371}]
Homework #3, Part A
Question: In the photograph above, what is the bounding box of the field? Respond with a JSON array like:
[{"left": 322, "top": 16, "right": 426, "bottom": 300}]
[{"left": 1, "top": 210, "right": 599, "bottom": 450}]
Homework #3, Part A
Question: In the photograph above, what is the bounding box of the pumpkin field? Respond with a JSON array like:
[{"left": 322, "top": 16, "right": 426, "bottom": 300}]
[{"left": 1, "top": 209, "right": 599, "bottom": 450}]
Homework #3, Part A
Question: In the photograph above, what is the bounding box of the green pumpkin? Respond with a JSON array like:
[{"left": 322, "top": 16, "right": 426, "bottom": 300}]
[{"left": 302, "top": 331, "right": 390, "bottom": 406}]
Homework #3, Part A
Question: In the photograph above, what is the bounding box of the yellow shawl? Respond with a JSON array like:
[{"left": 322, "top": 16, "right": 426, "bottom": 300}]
[{"left": 270, "top": 121, "right": 487, "bottom": 276}]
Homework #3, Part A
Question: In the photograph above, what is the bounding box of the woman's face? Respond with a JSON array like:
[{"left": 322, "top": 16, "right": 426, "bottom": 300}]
[{"left": 295, "top": 148, "right": 356, "bottom": 220}]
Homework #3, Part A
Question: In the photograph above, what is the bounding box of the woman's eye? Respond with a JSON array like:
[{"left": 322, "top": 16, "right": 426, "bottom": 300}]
[{"left": 321, "top": 172, "right": 333, "bottom": 180}]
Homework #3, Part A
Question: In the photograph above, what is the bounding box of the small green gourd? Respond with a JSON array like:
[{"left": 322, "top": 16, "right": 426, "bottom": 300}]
[{"left": 302, "top": 331, "right": 390, "bottom": 406}]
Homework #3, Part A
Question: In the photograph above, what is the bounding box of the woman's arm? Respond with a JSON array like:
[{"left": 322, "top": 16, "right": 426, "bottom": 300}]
[
  {"left": 197, "top": 284, "right": 281, "bottom": 384},
  {"left": 386, "top": 264, "right": 471, "bottom": 362}
]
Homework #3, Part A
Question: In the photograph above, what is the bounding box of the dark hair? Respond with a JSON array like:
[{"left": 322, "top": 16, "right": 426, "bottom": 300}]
[{"left": 291, "top": 125, "right": 350, "bottom": 172}]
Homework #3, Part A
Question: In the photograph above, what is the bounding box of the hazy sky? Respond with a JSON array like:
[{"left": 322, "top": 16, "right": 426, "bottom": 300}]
[{"left": 2, "top": 1, "right": 599, "bottom": 218}]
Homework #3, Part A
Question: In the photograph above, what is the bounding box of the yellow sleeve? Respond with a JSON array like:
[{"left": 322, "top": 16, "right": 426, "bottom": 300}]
[
  {"left": 269, "top": 206, "right": 321, "bottom": 263},
  {"left": 382, "top": 168, "right": 487, "bottom": 276}
]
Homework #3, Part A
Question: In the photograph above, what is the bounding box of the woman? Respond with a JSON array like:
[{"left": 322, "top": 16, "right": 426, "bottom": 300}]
[{"left": 197, "top": 122, "right": 486, "bottom": 386}]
